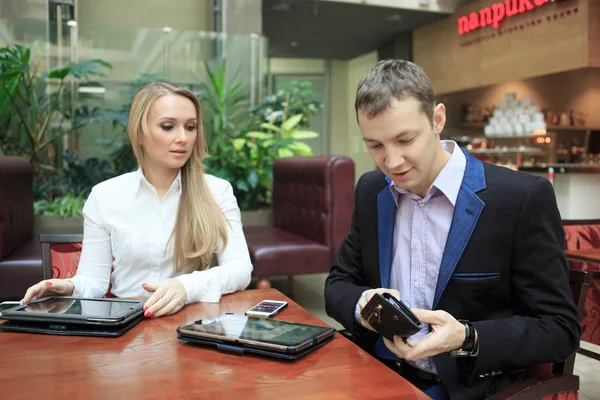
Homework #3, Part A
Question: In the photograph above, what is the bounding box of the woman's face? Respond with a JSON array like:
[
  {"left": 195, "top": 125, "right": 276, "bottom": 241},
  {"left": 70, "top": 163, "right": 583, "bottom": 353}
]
[{"left": 141, "top": 93, "right": 198, "bottom": 172}]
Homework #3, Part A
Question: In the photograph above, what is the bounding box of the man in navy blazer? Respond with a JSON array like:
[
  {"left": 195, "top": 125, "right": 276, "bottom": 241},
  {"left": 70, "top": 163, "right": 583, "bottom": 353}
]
[{"left": 324, "top": 60, "right": 580, "bottom": 400}]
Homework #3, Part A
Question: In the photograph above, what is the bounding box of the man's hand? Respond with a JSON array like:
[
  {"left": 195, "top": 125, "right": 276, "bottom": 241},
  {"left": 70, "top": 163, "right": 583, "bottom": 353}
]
[
  {"left": 357, "top": 288, "right": 401, "bottom": 332},
  {"left": 21, "top": 279, "right": 75, "bottom": 304},
  {"left": 142, "top": 279, "right": 187, "bottom": 318},
  {"left": 383, "top": 309, "right": 467, "bottom": 360}
]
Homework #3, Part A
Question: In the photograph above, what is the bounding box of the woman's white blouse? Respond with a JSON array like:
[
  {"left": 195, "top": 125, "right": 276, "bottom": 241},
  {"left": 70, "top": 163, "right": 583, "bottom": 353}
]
[{"left": 69, "top": 169, "right": 253, "bottom": 303}]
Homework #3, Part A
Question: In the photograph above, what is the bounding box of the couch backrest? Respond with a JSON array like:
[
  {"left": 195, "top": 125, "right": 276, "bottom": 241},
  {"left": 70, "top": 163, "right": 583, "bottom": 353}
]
[
  {"left": 272, "top": 156, "right": 355, "bottom": 259},
  {"left": 0, "top": 157, "right": 34, "bottom": 260},
  {"left": 563, "top": 219, "right": 600, "bottom": 251}
]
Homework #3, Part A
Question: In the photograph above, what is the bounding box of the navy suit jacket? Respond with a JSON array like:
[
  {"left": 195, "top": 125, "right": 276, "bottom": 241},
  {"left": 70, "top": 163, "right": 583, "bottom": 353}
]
[{"left": 325, "top": 151, "right": 581, "bottom": 400}]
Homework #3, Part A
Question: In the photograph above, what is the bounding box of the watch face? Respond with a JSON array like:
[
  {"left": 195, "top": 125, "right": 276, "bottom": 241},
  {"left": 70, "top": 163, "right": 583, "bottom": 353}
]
[{"left": 449, "top": 349, "right": 470, "bottom": 357}]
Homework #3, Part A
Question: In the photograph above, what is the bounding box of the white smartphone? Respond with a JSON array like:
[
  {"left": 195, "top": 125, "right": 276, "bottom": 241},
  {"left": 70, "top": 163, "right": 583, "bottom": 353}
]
[
  {"left": 245, "top": 300, "right": 288, "bottom": 318},
  {"left": 0, "top": 301, "right": 21, "bottom": 316}
]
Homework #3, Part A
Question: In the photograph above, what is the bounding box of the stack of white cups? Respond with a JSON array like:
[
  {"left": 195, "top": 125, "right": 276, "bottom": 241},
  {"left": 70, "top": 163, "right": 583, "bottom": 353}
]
[{"left": 484, "top": 93, "right": 546, "bottom": 137}]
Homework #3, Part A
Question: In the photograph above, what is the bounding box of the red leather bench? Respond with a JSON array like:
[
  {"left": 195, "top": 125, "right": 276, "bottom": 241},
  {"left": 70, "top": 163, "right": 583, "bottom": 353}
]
[
  {"left": 244, "top": 155, "right": 355, "bottom": 290},
  {"left": 0, "top": 157, "right": 42, "bottom": 300}
]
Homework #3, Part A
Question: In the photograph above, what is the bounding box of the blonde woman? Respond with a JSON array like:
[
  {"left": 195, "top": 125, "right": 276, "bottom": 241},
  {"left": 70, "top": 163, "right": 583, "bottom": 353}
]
[{"left": 22, "top": 82, "right": 253, "bottom": 318}]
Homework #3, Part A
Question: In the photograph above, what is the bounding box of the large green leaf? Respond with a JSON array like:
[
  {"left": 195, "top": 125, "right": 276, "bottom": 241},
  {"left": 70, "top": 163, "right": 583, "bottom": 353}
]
[
  {"left": 246, "top": 131, "right": 274, "bottom": 140},
  {"left": 232, "top": 138, "right": 246, "bottom": 151},
  {"left": 259, "top": 122, "right": 280, "bottom": 132},
  {"left": 291, "top": 130, "right": 319, "bottom": 140},
  {"left": 289, "top": 141, "right": 313, "bottom": 154},
  {"left": 66, "top": 59, "right": 112, "bottom": 79},
  {"left": 0, "top": 45, "right": 30, "bottom": 69},
  {"left": 44, "top": 66, "right": 71, "bottom": 80},
  {"left": 277, "top": 148, "right": 294, "bottom": 158},
  {"left": 281, "top": 114, "right": 304, "bottom": 131},
  {"left": 261, "top": 139, "right": 276, "bottom": 148},
  {"left": 0, "top": 70, "right": 24, "bottom": 133},
  {"left": 0, "top": 46, "right": 26, "bottom": 121}
]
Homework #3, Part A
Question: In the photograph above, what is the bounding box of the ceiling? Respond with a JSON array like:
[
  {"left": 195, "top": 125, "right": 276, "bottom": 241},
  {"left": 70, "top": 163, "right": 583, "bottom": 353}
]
[{"left": 262, "top": 0, "right": 455, "bottom": 60}]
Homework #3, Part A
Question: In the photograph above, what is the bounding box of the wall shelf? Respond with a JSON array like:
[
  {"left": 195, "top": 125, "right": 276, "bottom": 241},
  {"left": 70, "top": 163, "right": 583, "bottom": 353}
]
[
  {"left": 461, "top": 123, "right": 600, "bottom": 132},
  {"left": 467, "top": 148, "right": 546, "bottom": 155},
  {"left": 479, "top": 135, "right": 539, "bottom": 140}
]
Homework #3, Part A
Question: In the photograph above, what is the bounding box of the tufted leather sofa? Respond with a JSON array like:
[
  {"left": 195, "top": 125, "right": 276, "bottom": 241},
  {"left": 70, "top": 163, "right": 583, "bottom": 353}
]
[
  {"left": 243, "top": 155, "right": 355, "bottom": 289},
  {"left": 0, "top": 157, "right": 42, "bottom": 300}
]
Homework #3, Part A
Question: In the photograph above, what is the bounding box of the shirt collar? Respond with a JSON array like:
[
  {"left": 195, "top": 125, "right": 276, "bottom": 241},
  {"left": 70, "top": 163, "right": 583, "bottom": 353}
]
[
  {"left": 431, "top": 140, "right": 466, "bottom": 206},
  {"left": 389, "top": 140, "right": 466, "bottom": 207},
  {"left": 135, "top": 168, "right": 182, "bottom": 197}
]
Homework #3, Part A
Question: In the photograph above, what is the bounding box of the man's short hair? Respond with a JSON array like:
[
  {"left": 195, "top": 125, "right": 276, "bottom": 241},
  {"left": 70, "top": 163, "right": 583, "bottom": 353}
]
[{"left": 355, "top": 60, "right": 436, "bottom": 126}]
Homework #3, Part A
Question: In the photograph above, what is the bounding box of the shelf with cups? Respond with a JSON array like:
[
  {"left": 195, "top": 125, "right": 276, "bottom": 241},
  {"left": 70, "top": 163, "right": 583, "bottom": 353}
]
[
  {"left": 545, "top": 125, "right": 600, "bottom": 132},
  {"left": 461, "top": 123, "right": 600, "bottom": 133},
  {"left": 467, "top": 147, "right": 547, "bottom": 155}
]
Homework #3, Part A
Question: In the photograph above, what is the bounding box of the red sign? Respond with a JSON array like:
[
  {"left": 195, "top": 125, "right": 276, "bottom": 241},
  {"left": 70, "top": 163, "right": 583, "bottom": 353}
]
[{"left": 458, "top": 0, "right": 550, "bottom": 35}]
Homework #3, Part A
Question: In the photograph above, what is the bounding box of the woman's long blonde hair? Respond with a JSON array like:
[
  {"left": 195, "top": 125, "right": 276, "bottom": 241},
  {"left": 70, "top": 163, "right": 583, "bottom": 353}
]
[{"left": 128, "top": 82, "right": 228, "bottom": 273}]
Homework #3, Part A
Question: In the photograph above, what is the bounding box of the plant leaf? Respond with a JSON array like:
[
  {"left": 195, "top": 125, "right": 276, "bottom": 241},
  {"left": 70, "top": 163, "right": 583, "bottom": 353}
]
[
  {"left": 259, "top": 123, "right": 280, "bottom": 132},
  {"left": 277, "top": 148, "right": 294, "bottom": 158},
  {"left": 290, "top": 130, "right": 319, "bottom": 140},
  {"left": 289, "top": 141, "right": 313, "bottom": 153},
  {"left": 248, "top": 170, "right": 258, "bottom": 188},
  {"left": 66, "top": 59, "right": 112, "bottom": 79},
  {"left": 45, "top": 67, "right": 71, "bottom": 80},
  {"left": 232, "top": 138, "right": 246, "bottom": 150},
  {"left": 281, "top": 114, "right": 304, "bottom": 131},
  {"left": 246, "top": 131, "right": 274, "bottom": 140}
]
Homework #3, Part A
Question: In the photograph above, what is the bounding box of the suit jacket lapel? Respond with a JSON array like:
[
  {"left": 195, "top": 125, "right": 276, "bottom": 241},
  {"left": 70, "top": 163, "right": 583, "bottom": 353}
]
[
  {"left": 377, "top": 179, "right": 396, "bottom": 288},
  {"left": 433, "top": 151, "right": 487, "bottom": 307}
]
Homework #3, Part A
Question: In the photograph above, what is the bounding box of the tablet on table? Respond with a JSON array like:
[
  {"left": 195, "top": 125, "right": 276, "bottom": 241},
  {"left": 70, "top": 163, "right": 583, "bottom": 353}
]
[
  {"left": 177, "top": 314, "right": 336, "bottom": 360},
  {"left": 0, "top": 296, "right": 145, "bottom": 337}
]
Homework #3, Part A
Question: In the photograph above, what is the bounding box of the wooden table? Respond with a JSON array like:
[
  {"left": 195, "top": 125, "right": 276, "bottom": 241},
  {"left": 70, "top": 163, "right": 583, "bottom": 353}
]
[
  {"left": 0, "top": 289, "right": 429, "bottom": 400},
  {"left": 565, "top": 249, "right": 600, "bottom": 265}
]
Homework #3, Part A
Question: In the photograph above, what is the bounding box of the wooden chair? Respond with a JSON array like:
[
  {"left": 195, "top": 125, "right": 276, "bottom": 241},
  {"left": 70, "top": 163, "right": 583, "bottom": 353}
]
[
  {"left": 489, "top": 269, "right": 593, "bottom": 400},
  {"left": 40, "top": 233, "right": 115, "bottom": 297},
  {"left": 563, "top": 219, "right": 600, "bottom": 346},
  {"left": 40, "top": 234, "right": 84, "bottom": 280}
]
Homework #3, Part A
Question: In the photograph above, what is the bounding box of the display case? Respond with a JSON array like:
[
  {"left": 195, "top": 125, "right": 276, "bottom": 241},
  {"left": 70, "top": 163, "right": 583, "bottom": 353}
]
[{"left": 456, "top": 123, "right": 600, "bottom": 170}]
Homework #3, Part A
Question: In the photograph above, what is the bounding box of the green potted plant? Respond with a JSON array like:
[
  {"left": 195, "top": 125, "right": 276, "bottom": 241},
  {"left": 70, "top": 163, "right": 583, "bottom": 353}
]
[
  {"left": 199, "top": 68, "right": 323, "bottom": 225},
  {"left": 0, "top": 45, "right": 111, "bottom": 182},
  {"left": 0, "top": 44, "right": 111, "bottom": 233}
]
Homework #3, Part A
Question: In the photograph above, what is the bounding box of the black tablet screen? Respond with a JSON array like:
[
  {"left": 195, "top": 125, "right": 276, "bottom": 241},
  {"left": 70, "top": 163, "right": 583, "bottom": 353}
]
[
  {"left": 181, "top": 314, "right": 333, "bottom": 346},
  {"left": 19, "top": 298, "right": 136, "bottom": 317}
]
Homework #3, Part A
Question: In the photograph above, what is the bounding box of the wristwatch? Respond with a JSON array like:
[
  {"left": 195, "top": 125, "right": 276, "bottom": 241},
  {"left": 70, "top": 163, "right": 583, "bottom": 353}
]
[{"left": 449, "top": 320, "right": 476, "bottom": 357}]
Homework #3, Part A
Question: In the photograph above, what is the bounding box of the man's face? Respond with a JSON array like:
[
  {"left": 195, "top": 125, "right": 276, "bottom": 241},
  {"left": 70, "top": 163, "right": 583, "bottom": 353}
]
[{"left": 358, "top": 97, "right": 446, "bottom": 197}]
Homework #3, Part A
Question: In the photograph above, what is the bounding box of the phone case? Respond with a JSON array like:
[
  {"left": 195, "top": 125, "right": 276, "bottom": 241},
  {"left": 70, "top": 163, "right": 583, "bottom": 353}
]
[{"left": 360, "top": 293, "right": 421, "bottom": 341}]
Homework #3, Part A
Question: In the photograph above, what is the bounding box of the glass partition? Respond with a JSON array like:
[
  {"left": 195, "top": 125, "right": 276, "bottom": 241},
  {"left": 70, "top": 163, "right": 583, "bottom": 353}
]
[{"left": 0, "top": 18, "right": 268, "bottom": 160}]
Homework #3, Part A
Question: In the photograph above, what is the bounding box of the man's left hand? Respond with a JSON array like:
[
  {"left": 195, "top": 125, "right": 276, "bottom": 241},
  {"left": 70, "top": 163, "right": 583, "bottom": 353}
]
[{"left": 383, "top": 309, "right": 467, "bottom": 360}]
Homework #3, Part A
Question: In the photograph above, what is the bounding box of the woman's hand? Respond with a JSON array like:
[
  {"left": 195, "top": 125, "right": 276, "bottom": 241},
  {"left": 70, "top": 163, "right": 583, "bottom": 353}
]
[
  {"left": 142, "top": 279, "right": 187, "bottom": 318},
  {"left": 21, "top": 279, "right": 75, "bottom": 304}
]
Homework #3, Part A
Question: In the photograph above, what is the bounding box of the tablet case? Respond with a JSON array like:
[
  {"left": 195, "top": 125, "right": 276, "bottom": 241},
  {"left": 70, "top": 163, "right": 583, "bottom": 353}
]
[
  {"left": 177, "top": 330, "right": 335, "bottom": 360},
  {"left": 0, "top": 315, "right": 144, "bottom": 338},
  {"left": 0, "top": 297, "right": 145, "bottom": 326},
  {"left": 360, "top": 292, "right": 422, "bottom": 341}
]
